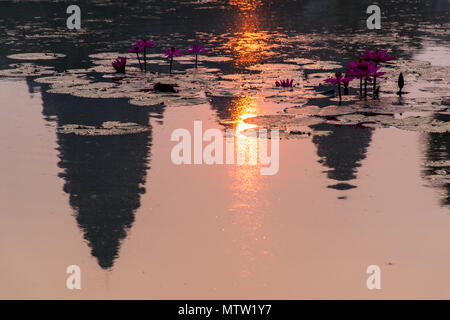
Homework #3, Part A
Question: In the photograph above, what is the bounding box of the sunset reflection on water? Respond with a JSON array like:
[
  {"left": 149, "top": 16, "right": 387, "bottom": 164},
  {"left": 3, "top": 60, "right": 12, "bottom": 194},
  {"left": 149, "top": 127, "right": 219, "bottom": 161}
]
[
  {"left": 225, "top": 0, "right": 274, "bottom": 68},
  {"left": 227, "top": 95, "right": 271, "bottom": 280},
  {"left": 223, "top": 1, "right": 272, "bottom": 279},
  {"left": 1, "top": 0, "right": 449, "bottom": 300}
]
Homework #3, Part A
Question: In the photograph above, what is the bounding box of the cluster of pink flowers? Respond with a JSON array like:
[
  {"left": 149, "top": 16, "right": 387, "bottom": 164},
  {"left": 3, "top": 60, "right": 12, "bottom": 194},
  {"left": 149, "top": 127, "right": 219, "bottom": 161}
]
[
  {"left": 346, "top": 59, "right": 385, "bottom": 80},
  {"left": 112, "top": 39, "right": 207, "bottom": 74},
  {"left": 323, "top": 48, "right": 395, "bottom": 103}
]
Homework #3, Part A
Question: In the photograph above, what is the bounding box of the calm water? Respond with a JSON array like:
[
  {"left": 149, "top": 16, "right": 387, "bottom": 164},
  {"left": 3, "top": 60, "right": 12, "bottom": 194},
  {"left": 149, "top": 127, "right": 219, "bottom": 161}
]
[{"left": 0, "top": 0, "right": 449, "bottom": 299}]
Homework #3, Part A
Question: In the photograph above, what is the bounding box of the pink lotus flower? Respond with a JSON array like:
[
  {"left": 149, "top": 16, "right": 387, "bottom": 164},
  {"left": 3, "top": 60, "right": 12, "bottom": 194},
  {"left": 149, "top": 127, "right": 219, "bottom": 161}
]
[
  {"left": 187, "top": 44, "right": 207, "bottom": 54},
  {"left": 164, "top": 47, "right": 183, "bottom": 74},
  {"left": 137, "top": 39, "right": 155, "bottom": 50},
  {"left": 347, "top": 60, "right": 385, "bottom": 98},
  {"left": 164, "top": 47, "right": 183, "bottom": 59},
  {"left": 359, "top": 49, "right": 394, "bottom": 98},
  {"left": 127, "top": 44, "right": 143, "bottom": 54},
  {"left": 112, "top": 56, "right": 127, "bottom": 73},
  {"left": 187, "top": 44, "right": 206, "bottom": 68},
  {"left": 128, "top": 44, "right": 143, "bottom": 71},
  {"left": 275, "top": 79, "right": 294, "bottom": 88},
  {"left": 136, "top": 39, "right": 155, "bottom": 72},
  {"left": 359, "top": 49, "right": 396, "bottom": 64},
  {"left": 347, "top": 60, "right": 372, "bottom": 80},
  {"left": 324, "top": 72, "right": 353, "bottom": 104},
  {"left": 324, "top": 72, "right": 353, "bottom": 85}
]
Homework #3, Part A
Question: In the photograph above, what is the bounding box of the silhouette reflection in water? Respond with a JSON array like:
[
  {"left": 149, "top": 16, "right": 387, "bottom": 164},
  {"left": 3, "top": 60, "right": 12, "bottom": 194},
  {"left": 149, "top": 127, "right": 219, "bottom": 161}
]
[
  {"left": 425, "top": 114, "right": 450, "bottom": 207},
  {"left": 39, "top": 86, "right": 163, "bottom": 269},
  {"left": 311, "top": 123, "right": 373, "bottom": 190}
]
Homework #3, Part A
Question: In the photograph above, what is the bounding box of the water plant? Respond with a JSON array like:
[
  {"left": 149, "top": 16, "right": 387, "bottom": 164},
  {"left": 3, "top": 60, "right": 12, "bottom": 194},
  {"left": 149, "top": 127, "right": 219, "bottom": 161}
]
[
  {"left": 347, "top": 60, "right": 384, "bottom": 98},
  {"left": 397, "top": 72, "right": 404, "bottom": 96},
  {"left": 111, "top": 56, "right": 127, "bottom": 73},
  {"left": 128, "top": 44, "right": 143, "bottom": 71},
  {"left": 360, "top": 48, "right": 396, "bottom": 64},
  {"left": 164, "top": 47, "right": 183, "bottom": 74},
  {"left": 347, "top": 60, "right": 366, "bottom": 97},
  {"left": 137, "top": 39, "right": 155, "bottom": 71},
  {"left": 343, "top": 73, "right": 351, "bottom": 95},
  {"left": 275, "top": 79, "right": 294, "bottom": 88},
  {"left": 324, "top": 72, "right": 353, "bottom": 104},
  {"left": 187, "top": 44, "right": 207, "bottom": 68},
  {"left": 367, "top": 63, "right": 385, "bottom": 98},
  {"left": 360, "top": 49, "right": 395, "bottom": 97}
]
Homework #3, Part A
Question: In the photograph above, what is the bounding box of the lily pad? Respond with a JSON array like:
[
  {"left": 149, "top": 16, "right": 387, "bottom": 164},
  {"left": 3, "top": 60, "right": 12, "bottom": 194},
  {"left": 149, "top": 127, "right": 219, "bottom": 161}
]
[
  {"left": 0, "top": 63, "right": 55, "bottom": 77},
  {"left": 58, "top": 122, "right": 151, "bottom": 136},
  {"left": 7, "top": 52, "right": 66, "bottom": 60}
]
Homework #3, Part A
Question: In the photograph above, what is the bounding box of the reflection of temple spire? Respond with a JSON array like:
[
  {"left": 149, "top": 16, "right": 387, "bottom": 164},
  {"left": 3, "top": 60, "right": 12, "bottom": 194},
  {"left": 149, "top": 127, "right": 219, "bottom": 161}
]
[
  {"left": 311, "top": 123, "right": 373, "bottom": 189},
  {"left": 40, "top": 89, "right": 163, "bottom": 269},
  {"left": 57, "top": 133, "right": 150, "bottom": 269},
  {"left": 424, "top": 114, "right": 450, "bottom": 207}
]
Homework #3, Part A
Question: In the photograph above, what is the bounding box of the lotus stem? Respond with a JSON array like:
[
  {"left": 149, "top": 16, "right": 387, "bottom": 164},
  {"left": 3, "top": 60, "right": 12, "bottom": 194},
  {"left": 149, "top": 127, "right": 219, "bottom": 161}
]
[
  {"left": 364, "top": 79, "right": 367, "bottom": 99},
  {"left": 338, "top": 83, "right": 342, "bottom": 105},
  {"left": 373, "top": 63, "right": 377, "bottom": 99},
  {"left": 144, "top": 48, "right": 147, "bottom": 71},
  {"left": 136, "top": 53, "right": 143, "bottom": 71},
  {"left": 360, "top": 78, "right": 363, "bottom": 98},
  {"left": 373, "top": 76, "right": 377, "bottom": 98}
]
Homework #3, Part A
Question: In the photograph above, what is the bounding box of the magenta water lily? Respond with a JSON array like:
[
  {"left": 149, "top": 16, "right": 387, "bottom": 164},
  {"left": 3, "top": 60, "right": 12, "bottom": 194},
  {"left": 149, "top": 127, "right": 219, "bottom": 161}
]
[
  {"left": 324, "top": 72, "right": 353, "bottom": 104},
  {"left": 137, "top": 39, "right": 155, "bottom": 71},
  {"left": 347, "top": 59, "right": 385, "bottom": 98},
  {"left": 275, "top": 79, "right": 294, "bottom": 88},
  {"left": 112, "top": 56, "right": 127, "bottom": 73},
  {"left": 359, "top": 49, "right": 396, "bottom": 64},
  {"left": 164, "top": 47, "right": 183, "bottom": 74},
  {"left": 127, "top": 44, "right": 143, "bottom": 71},
  {"left": 187, "top": 44, "right": 207, "bottom": 68},
  {"left": 322, "top": 48, "right": 394, "bottom": 104},
  {"left": 359, "top": 49, "right": 395, "bottom": 96}
]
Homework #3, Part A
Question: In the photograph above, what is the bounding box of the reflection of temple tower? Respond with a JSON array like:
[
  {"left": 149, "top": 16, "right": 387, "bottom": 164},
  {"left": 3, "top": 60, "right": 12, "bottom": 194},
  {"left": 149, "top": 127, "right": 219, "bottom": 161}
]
[
  {"left": 311, "top": 123, "right": 373, "bottom": 189},
  {"left": 425, "top": 114, "right": 450, "bottom": 207},
  {"left": 57, "top": 133, "right": 150, "bottom": 269},
  {"left": 38, "top": 84, "right": 163, "bottom": 269}
]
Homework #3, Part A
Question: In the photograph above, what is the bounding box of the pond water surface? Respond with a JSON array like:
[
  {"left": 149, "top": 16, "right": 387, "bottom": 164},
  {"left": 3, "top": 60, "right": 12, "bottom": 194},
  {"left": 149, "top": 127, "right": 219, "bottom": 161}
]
[{"left": 0, "top": 0, "right": 449, "bottom": 299}]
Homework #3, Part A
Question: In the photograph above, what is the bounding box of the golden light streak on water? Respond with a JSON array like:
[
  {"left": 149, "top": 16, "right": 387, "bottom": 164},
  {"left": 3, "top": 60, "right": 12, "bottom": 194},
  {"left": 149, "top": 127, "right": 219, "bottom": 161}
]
[
  {"left": 232, "top": 96, "right": 258, "bottom": 165},
  {"left": 227, "top": 96, "right": 270, "bottom": 279},
  {"left": 224, "top": 0, "right": 273, "bottom": 67}
]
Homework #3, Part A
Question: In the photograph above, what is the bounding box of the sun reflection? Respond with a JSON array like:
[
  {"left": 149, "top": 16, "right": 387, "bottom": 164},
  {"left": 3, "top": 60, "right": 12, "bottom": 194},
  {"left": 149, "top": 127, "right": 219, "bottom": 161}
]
[
  {"left": 233, "top": 96, "right": 258, "bottom": 134},
  {"left": 219, "top": 0, "right": 275, "bottom": 282},
  {"left": 229, "top": 0, "right": 262, "bottom": 11},
  {"left": 227, "top": 96, "right": 270, "bottom": 279},
  {"left": 233, "top": 97, "right": 258, "bottom": 165},
  {"left": 224, "top": 0, "right": 273, "bottom": 68}
]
